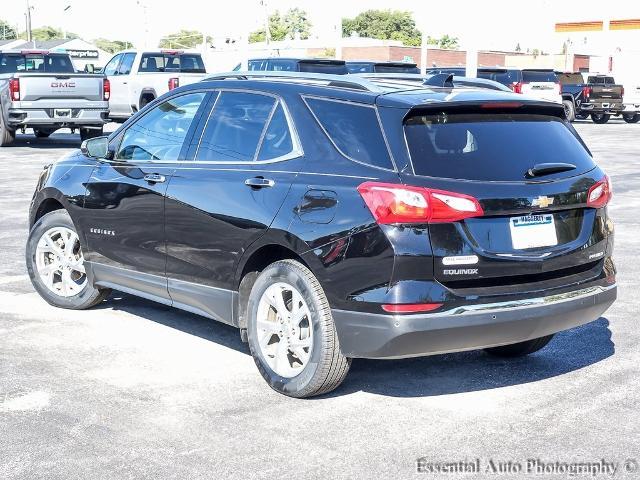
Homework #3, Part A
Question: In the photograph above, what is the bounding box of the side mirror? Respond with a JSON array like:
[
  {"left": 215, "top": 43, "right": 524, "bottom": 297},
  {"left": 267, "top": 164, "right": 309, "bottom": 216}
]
[{"left": 81, "top": 136, "right": 111, "bottom": 159}]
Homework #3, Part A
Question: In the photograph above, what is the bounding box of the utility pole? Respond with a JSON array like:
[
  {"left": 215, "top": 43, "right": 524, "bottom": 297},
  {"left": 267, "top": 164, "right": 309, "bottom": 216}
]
[
  {"left": 25, "top": 0, "right": 34, "bottom": 45},
  {"left": 63, "top": 5, "right": 71, "bottom": 40},
  {"left": 260, "top": 0, "right": 270, "bottom": 46}
]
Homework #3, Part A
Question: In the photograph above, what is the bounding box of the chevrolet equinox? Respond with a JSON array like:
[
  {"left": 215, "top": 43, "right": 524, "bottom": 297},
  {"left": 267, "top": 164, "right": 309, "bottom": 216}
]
[{"left": 26, "top": 72, "right": 617, "bottom": 398}]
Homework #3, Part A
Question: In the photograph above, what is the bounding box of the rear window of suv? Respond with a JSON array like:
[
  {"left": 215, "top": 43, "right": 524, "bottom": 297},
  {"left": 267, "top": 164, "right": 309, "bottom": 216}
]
[
  {"left": 0, "top": 53, "right": 75, "bottom": 74},
  {"left": 139, "top": 53, "right": 205, "bottom": 73},
  {"left": 404, "top": 113, "right": 595, "bottom": 181},
  {"left": 522, "top": 70, "right": 557, "bottom": 82}
]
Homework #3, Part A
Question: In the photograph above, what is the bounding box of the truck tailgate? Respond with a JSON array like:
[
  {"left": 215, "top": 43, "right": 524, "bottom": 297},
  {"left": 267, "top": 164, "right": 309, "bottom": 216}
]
[
  {"left": 16, "top": 73, "right": 104, "bottom": 102},
  {"left": 590, "top": 85, "right": 623, "bottom": 101}
]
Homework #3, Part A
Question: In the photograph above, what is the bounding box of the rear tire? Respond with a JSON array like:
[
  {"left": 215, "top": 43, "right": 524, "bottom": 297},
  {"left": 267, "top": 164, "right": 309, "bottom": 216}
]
[
  {"left": 562, "top": 100, "right": 575, "bottom": 122},
  {"left": 26, "top": 209, "right": 110, "bottom": 310},
  {"left": 591, "top": 113, "right": 610, "bottom": 124},
  {"left": 246, "top": 259, "right": 351, "bottom": 398},
  {"left": 80, "top": 127, "right": 103, "bottom": 142},
  {"left": 0, "top": 116, "right": 16, "bottom": 146},
  {"left": 622, "top": 113, "right": 640, "bottom": 124},
  {"left": 484, "top": 335, "right": 554, "bottom": 358}
]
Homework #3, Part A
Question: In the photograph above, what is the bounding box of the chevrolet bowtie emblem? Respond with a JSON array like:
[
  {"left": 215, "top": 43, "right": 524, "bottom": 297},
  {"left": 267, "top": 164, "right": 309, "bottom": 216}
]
[{"left": 532, "top": 196, "right": 554, "bottom": 208}]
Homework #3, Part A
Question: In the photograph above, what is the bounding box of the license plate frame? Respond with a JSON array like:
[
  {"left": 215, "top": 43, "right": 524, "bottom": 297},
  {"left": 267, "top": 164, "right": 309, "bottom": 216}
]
[
  {"left": 509, "top": 214, "right": 558, "bottom": 250},
  {"left": 54, "top": 108, "right": 71, "bottom": 119}
]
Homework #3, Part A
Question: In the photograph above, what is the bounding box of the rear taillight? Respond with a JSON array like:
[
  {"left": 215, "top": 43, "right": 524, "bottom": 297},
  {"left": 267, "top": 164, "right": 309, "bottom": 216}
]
[
  {"left": 9, "top": 78, "right": 20, "bottom": 101},
  {"left": 510, "top": 81, "right": 523, "bottom": 94},
  {"left": 621, "top": 86, "right": 625, "bottom": 97},
  {"left": 357, "top": 182, "right": 484, "bottom": 224},
  {"left": 587, "top": 175, "right": 612, "bottom": 208},
  {"left": 168, "top": 77, "right": 180, "bottom": 90},
  {"left": 557, "top": 82, "right": 562, "bottom": 95},
  {"left": 582, "top": 86, "right": 592, "bottom": 99},
  {"left": 103, "top": 78, "right": 110, "bottom": 101}
]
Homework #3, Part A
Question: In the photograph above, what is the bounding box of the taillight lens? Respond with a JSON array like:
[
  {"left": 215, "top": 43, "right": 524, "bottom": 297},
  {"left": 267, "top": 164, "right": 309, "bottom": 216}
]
[
  {"left": 9, "top": 78, "right": 20, "bottom": 101},
  {"left": 582, "top": 86, "right": 592, "bottom": 99},
  {"left": 103, "top": 78, "right": 110, "bottom": 101},
  {"left": 357, "top": 182, "right": 484, "bottom": 224},
  {"left": 587, "top": 175, "right": 612, "bottom": 208},
  {"left": 621, "top": 86, "right": 625, "bottom": 97},
  {"left": 557, "top": 82, "right": 562, "bottom": 95},
  {"left": 510, "top": 81, "right": 524, "bottom": 94},
  {"left": 168, "top": 77, "right": 180, "bottom": 90}
]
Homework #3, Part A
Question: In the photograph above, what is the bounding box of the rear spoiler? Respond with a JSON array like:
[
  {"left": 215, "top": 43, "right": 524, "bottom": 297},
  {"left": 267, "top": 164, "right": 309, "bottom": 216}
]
[{"left": 404, "top": 100, "right": 566, "bottom": 120}]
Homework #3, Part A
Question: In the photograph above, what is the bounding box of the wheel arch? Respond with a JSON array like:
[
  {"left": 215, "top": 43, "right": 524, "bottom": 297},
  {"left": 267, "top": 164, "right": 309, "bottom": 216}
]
[
  {"left": 30, "top": 188, "right": 73, "bottom": 228},
  {"left": 138, "top": 89, "right": 157, "bottom": 109}
]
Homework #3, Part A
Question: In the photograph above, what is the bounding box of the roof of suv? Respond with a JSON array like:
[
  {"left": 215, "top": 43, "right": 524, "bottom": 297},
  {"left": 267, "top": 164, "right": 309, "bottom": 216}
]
[{"left": 197, "top": 71, "right": 564, "bottom": 111}]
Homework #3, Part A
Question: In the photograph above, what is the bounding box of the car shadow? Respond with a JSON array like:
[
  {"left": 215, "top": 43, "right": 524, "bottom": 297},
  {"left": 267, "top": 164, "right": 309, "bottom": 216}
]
[
  {"left": 96, "top": 293, "right": 614, "bottom": 399},
  {"left": 8, "top": 132, "right": 81, "bottom": 149}
]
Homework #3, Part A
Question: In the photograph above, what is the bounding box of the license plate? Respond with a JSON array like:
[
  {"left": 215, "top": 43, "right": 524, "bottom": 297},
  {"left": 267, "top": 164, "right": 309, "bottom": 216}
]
[
  {"left": 509, "top": 214, "right": 558, "bottom": 249},
  {"left": 54, "top": 109, "right": 71, "bottom": 118}
]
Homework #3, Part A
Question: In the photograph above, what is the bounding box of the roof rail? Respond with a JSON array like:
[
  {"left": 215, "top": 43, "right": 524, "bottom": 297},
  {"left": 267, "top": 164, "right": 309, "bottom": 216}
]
[
  {"left": 203, "top": 71, "right": 381, "bottom": 92},
  {"left": 357, "top": 72, "right": 455, "bottom": 88}
]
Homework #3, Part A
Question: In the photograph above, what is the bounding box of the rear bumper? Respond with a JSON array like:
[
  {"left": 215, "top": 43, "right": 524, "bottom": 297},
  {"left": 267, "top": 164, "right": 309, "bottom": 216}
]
[
  {"left": 579, "top": 102, "right": 624, "bottom": 113},
  {"left": 7, "top": 107, "right": 109, "bottom": 127},
  {"left": 332, "top": 284, "right": 616, "bottom": 359}
]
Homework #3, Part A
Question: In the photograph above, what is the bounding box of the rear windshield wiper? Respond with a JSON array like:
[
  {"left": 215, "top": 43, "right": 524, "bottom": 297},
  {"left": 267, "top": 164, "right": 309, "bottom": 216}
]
[{"left": 526, "top": 163, "right": 576, "bottom": 178}]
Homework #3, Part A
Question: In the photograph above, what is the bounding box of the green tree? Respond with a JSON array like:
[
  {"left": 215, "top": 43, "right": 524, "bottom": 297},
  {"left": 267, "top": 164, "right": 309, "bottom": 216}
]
[
  {"left": 21, "top": 26, "right": 79, "bottom": 41},
  {"left": 342, "top": 10, "right": 421, "bottom": 47},
  {"left": 159, "top": 30, "right": 211, "bottom": 49},
  {"left": 426, "top": 34, "right": 459, "bottom": 50},
  {"left": 0, "top": 19, "right": 18, "bottom": 40},
  {"left": 93, "top": 38, "right": 134, "bottom": 53},
  {"left": 249, "top": 8, "right": 312, "bottom": 43}
]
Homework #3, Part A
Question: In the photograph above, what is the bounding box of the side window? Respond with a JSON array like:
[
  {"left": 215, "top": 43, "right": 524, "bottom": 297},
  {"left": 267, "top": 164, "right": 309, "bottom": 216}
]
[
  {"left": 196, "top": 92, "right": 275, "bottom": 162},
  {"left": 268, "top": 60, "right": 295, "bottom": 71},
  {"left": 305, "top": 98, "right": 393, "bottom": 170},
  {"left": 116, "top": 92, "right": 207, "bottom": 161},
  {"left": 139, "top": 54, "right": 164, "bottom": 72},
  {"left": 258, "top": 103, "right": 294, "bottom": 161},
  {"left": 117, "top": 53, "right": 136, "bottom": 75},
  {"left": 103, "top": 54, "right": 122, "bottom": 76}
]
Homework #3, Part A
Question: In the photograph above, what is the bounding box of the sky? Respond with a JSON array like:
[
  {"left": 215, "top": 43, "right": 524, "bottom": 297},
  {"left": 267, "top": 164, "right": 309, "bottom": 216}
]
[{"left": 4, "top": 0, "right": 640, "bottom": 52}]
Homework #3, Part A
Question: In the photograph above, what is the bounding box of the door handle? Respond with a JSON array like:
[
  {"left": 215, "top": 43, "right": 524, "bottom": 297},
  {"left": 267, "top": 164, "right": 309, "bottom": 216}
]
[
  {"left": 144, "top": 173, "right": 166, "bottom": 184},
  {"left": 245, "top": 177, "right": 275, "bottom": 188}
]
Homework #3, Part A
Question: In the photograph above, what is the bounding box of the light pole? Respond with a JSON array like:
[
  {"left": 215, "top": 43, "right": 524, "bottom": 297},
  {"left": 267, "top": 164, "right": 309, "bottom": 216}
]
[
  {"left": 63, "top": 5, "right": 71, "bottom": 40},
  {"left": 25, "top": 0, "right": 34, "bottom": 45}
]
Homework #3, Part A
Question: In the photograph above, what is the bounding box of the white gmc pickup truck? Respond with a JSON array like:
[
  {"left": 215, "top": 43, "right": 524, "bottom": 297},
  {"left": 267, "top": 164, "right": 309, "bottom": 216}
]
[
  {"left": 102, "top": 49, "right": 208, "bottom": 121},
  {"left": 0, "top": 50, "right": 109, "bottom": 146}
]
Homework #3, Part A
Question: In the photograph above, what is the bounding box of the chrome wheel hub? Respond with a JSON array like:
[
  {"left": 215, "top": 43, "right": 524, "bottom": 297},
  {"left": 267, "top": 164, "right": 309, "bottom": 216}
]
[
  {"left": 256, "top": 282, "right": 313, "bottom": 378},
  {"left": 35, "top": 226, "right": 87, "bottom": 297}
]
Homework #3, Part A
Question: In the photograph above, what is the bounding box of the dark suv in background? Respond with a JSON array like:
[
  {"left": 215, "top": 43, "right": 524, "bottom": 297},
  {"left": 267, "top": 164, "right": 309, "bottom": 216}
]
[{"left": 26, "top": 72, "right": 616, "bottom": 398}]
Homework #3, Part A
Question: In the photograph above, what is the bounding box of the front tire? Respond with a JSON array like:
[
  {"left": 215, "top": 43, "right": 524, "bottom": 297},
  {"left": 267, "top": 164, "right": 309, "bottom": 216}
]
[
  {"left": 484, "top": 334, "right": 554, "bottom": 358},
  {"left": 26, "top": 209, "right": 110, "bottom": 309},
  {"left": 591, "top": 113, "right": 610, "bottom": 124},
  {"left": 623, "top": 113, "right": 640, "bottom": 124},
  {"left": 246, "top": 259, "right": 351, "bottom": 398}
]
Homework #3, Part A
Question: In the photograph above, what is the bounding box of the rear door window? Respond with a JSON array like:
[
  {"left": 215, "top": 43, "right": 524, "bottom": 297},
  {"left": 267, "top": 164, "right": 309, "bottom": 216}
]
[
  {"left": 404, "top": 113, "right": 595, "bottom": 181},
  {"left": 305, "top": 97, "right": 393, "bottom": 169},
  {"left": 522, "top": 70, "right": 557, "bottom": 82},
  {"left": 117, "top": 53, "right": 136, "bottom": 75},
  {"left": 299, "top": 62, "right": 347, "bottom": 74},
  {"left": 196, "top": 91, "right": 276, "bottom": 162},
  {"left": 257, "top": 103, "right": 294, "bottom": 161}
]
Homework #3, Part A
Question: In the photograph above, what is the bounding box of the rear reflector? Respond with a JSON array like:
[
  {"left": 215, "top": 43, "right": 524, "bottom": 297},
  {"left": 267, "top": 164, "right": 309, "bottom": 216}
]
[
  {"left": 587, "top": 175, "right": 612, "bottom": 208},
  {"left": 358, "top": 182, "right": 484, "bottom": 224},
  {"left": 382, "top": 303, "right": 443, "bottom": 313},
  {"left": 9, "top": 78, "right": 20, "bottom": 101}
]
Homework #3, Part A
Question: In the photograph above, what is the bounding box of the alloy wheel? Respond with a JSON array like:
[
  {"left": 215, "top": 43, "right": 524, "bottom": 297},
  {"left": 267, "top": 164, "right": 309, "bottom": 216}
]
[
  {"left": 35, "top": 226, "right": 87, "bottom": 297},
  {"left": 256, "top": 282, "right": 313, "bottom": 378}
]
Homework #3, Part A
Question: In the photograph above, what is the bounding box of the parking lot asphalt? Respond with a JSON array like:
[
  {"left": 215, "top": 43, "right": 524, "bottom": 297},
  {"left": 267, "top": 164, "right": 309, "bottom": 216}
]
[{"left": 1, "top": 120, "right": 639, "bottom": 479}]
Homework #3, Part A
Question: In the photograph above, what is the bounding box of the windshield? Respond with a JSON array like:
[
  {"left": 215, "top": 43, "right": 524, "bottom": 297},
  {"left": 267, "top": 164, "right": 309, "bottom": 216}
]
[
  {"left": 0, "top": 54, "right": 75, "bottom": 74},
  {"left": 404, "top": 113, "right": 594, "bottom": 181}
]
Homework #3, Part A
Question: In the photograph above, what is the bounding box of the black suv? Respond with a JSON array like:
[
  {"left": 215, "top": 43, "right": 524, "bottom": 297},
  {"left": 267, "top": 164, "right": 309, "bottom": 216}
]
[{"left": 26, "top": 72, "right": 617, "bottom": 398}]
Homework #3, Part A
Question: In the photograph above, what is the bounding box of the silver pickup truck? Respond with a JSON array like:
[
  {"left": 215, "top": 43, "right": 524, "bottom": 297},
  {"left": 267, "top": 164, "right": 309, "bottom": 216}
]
[{"left": 0, "top": 50, "right": 109, "bottom": 146}]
